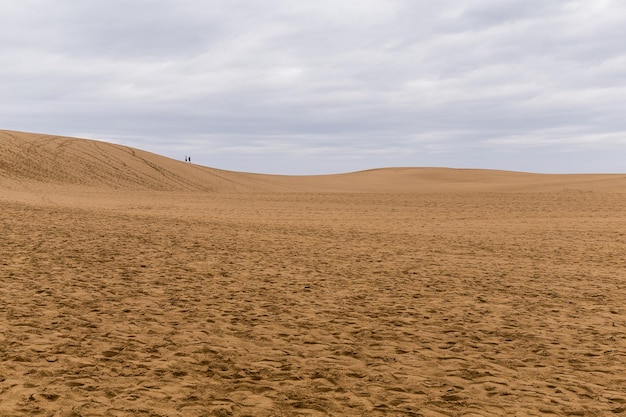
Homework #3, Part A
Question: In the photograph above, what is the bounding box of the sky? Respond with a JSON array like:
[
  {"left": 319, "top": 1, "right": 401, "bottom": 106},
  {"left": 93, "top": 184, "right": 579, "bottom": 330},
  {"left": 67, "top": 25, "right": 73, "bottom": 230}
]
[{"left": 1, "top": 0, "right": 625, "bottom": 174}]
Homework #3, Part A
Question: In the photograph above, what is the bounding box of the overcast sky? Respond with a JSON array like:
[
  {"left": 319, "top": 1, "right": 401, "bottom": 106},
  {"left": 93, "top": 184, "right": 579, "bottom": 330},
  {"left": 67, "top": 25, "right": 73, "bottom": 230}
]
[{"left": 1, "top": 0, "right": 625, "bottom": 174}]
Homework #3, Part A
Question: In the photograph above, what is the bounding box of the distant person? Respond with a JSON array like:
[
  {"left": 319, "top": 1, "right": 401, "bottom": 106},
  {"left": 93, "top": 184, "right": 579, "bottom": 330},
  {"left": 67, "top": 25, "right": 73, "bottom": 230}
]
[
  {"left": 185, "top": 156, "right": 188, "bottom": 162},
  {"left": 188, "top": 156, "right": 191, "bottom": 163}
]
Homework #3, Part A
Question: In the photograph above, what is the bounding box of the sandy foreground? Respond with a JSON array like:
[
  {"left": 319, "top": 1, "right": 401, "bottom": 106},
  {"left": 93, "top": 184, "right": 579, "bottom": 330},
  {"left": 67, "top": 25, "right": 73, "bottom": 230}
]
[{"left": 1, "top": 131, "right": 626, "bottom": 416}]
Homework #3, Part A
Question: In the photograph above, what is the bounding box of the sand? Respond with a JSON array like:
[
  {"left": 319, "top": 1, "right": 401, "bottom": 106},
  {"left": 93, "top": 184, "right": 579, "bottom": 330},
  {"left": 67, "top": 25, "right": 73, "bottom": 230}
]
[{"left": 1, "top": 130, "right": 625, "bottom": 416}]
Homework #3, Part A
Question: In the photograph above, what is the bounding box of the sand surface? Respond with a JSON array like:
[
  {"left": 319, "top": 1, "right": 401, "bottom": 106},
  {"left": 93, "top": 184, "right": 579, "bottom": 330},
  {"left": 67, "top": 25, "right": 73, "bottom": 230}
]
[{"left": 1, "top": 130, "right": 626, "bottom": 416}]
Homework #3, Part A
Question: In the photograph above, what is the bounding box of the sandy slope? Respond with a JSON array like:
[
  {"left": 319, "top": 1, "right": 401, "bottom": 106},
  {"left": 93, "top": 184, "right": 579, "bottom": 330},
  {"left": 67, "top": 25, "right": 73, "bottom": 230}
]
[
  {"left": 3, "top": 130, "right": 625, "bottom": 196},
  {"left": 1, "top": 130, "right": 626, "bottom": 416}
]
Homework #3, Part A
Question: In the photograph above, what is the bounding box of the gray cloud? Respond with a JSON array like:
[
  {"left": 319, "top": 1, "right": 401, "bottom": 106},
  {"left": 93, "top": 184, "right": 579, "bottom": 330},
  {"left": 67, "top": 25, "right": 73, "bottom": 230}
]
[{"left": 1, "top": 0, "right": 625, "bottom": 174}]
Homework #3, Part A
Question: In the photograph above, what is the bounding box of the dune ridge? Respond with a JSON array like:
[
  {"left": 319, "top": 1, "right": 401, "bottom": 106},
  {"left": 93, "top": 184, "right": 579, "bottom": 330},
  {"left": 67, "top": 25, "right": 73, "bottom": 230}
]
[
  {"left": 0, "top": 130, "right": 246, "bottom": 193},
  {"left": 1, "top": 130, "right": 626, "bottom": 416},
  {"left": 2, "top": 130, "right": 625, "bottom": 196}
]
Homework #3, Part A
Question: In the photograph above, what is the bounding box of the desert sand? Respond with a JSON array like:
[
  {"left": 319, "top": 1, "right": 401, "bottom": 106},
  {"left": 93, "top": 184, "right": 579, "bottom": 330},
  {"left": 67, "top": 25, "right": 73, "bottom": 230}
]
[{"left": 1, "top": 130, "right": 625, "bottom": 416}]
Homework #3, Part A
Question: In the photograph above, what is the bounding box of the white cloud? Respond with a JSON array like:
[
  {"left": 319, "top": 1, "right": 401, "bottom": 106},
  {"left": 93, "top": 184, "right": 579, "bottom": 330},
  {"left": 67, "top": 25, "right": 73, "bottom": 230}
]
[{"left": 1, "top": 0, "right": 625, "bottom": 173}]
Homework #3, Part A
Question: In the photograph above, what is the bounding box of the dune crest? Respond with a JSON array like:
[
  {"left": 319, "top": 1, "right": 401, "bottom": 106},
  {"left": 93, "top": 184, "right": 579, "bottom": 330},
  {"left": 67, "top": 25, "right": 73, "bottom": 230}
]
[
  {"left": 2, "top": 130, "right": 625, "bottom": 195},
  {"left": 0, "top": 130, "right": 240, "bottom": 192}
]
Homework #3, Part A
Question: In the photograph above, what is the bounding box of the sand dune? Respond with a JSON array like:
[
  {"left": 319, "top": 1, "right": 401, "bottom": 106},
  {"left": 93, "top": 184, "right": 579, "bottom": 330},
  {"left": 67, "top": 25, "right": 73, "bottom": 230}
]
[
  {"left": 0, "top": 130, "right": 259, "bottom": 193},
  {"left": 1, "top": 130, "right": 626, "bottom": 416},
  {"left": 2, "top": 130, "right": 625, "bottom": 196}
]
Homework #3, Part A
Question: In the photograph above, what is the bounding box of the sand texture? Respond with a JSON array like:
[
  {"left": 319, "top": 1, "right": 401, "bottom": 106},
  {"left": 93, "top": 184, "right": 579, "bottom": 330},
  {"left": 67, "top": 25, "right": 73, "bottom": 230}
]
[{"left": 1, "top": 130, "right": 626, "bottom": 416}]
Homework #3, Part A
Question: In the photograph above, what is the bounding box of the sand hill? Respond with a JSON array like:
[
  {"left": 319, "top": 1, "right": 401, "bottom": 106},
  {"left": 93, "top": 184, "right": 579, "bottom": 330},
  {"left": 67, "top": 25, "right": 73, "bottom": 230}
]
[
  {"left": 2, "top": 130, "right": 625, "bottom": 197},
  {"left": 1, "top": 130, "right": 625, "bottom": 416}
]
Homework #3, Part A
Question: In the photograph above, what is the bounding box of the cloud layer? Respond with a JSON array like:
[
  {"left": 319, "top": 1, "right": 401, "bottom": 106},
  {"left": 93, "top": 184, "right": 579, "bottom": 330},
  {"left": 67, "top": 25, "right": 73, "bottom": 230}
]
[{"left": 2, "top": 0, "right": 625, "bottom": 173}]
